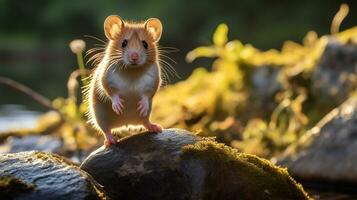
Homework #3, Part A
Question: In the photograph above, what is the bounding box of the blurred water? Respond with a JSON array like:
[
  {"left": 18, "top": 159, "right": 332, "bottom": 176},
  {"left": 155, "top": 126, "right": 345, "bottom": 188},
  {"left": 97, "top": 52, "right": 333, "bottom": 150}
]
[{"left": 0, "top": 104, "right": 41, "bottom": 132}]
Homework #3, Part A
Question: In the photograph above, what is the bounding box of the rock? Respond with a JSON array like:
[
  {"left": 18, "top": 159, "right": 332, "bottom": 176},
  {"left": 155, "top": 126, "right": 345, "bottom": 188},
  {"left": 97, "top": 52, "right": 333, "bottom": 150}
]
[
  {"left": 0, "top": 176, "right": 34, "bottom": 199},
  {"left": 278, "top": 96, "right": 357, "bottom": 184},
  {"left": 312, "top": 40, "right": 357, "bottom": 104},
  {"left": 248, "top": 66, "right": 282, "bottom": 119},
  {"left": 81, "top": 128, "right": 308, "bottom": 200},
  {"left": 251, "top": 66, "right": 281, "bottom": 104},
  {"left": 0, "top": 151, "right": 104, "bottom": 200}
]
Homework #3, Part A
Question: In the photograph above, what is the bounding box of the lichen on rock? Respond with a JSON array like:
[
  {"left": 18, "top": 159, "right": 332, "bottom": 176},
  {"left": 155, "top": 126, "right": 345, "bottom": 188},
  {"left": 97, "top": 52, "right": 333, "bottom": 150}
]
[
  {"left": 81, "top": 128, "right": 308, "bottom": 200},
  {"left": 0, "top": 176, "right": 34, "bottom": 199},
  {"left": 181, "top": 140, "right": 309, "bottom": 200}
]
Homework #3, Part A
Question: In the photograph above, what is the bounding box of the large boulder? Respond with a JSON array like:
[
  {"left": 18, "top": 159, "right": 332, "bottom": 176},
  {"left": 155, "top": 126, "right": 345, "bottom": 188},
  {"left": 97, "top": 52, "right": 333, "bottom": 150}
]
[
  {"left": 312, "top": 40, "right": 357, "bottom": 104},
  {"left": 0, "top": 151, "right": 104, "bottom": 200},
  {"left": 81, "top": 128, "right": 308, "bottom": 200},
  {"left": 278, "top": 96, "right": 357, "bottom": 184}
]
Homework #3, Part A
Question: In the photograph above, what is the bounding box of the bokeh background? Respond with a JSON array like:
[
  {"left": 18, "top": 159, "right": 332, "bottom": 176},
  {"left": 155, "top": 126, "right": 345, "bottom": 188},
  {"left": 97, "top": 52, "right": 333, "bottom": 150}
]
[
  {"left": 1, "top": 0, "right": 357, "bottom": 108},
  {"left": 2, "top": 1, "right": 357, "bottom": 198}
]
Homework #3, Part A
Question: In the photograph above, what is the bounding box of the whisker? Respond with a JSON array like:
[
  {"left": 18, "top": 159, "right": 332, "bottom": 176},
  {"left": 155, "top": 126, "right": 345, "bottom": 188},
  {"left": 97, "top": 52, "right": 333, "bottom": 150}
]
[
  {"left": 145, "top": 45, "right": 180, "bottom": 84},
  {"left": 161, "top": 64, "right": 179, "bottom": 80},
  {"left": 158, "top": 53, "right": 180, "bottom": 77},
  {"left": 158, "top": 62, "right": 170, "bottom": 85},
  {"left": 159, "top": 59, "right": 180, "bottom": 84},
  {"left": 84, "top": 35, "right": 107, "bottom": 45},
  {"left": 86, "top": 52, "right": 105, "bottom": 66},
  {"left": 158, "top": 46, "right": 179, "bottom": 52},
  {"left": 159, "top": 53, "right": 177, "bottom": 64},
  {"left": 86, "top": 47, "right": 105, "bottom": 54}
]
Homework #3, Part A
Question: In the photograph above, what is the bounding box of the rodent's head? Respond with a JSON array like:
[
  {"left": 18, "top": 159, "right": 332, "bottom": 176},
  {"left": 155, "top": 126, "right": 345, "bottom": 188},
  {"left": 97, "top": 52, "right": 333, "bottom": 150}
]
[{"left": 104, "top": 15, "right": 162, "bottom": 68}]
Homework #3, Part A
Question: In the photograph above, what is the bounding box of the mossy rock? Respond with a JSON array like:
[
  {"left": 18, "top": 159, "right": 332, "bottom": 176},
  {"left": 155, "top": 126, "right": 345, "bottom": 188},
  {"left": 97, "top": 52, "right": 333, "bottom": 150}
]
[
  {"left": 81, "top": 128, "right": 308, "bottom": 200},
  {"left": 0, "top": 176, "right": 34, "bottom": 199},
  {"left": 182, "top": 141, "right": 308, "bottom": 199},
  {"left": 312, "top": 40, "right": 357, "bottom": 104},
  {"left": 278, "top": 96, "right": 357, "bottom": 184},
  {"left": 0, "top": 151, "right": 104, "bottom": 200}
]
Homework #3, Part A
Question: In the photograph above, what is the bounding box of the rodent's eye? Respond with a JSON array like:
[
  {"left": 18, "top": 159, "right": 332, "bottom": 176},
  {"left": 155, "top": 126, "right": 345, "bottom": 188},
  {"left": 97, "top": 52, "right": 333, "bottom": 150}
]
[
  {"left": 121, "top": 39, "right": 128, "bottom": 48},
  {"left": 142, "top": 40, "right": 148, "bottom": 49}
]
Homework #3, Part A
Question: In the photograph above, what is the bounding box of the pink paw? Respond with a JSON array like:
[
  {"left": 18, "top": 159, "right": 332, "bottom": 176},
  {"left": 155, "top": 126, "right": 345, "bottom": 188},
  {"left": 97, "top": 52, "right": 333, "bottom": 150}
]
[
  {"left": 137, "top": 97, "right": 149, "bottom": 117},
  {"left": 144, "top": 123, "right": 163, "bottom": 133},
  {"left": 112, "top": 95, "right": 125, "bottom": 115},
  {"left": 104, "top": 134, "right": 116, "bottom": 148}
]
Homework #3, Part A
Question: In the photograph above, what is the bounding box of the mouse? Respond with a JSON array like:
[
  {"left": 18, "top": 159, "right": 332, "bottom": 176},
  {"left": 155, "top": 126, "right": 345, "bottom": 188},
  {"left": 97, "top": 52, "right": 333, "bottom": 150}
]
[{"left": 86, "top": 15, "right": 164, "bottom": 147}]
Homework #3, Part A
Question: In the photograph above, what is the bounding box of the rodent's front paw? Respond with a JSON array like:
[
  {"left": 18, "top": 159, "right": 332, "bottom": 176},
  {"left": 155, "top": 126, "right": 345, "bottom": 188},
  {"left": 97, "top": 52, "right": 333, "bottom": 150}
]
[
  {"left": 137, "top": 98, "right": 149, "bottom": 117},
  {"left": 112, "top": 95, "right": 125, "bottom": 115}
]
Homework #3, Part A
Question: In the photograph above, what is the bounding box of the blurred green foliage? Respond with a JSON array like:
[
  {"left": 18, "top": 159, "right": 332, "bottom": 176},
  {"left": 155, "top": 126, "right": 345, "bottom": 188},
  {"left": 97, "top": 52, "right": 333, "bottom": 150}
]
[
  {"left": 1, "top": 1, "right": 357, "bottom": 160},
  {"left": 1, "top": 0, "right": 357, "bottom": 108},
  {"left": 153, "top": 12, "right": 357, "bottom": 158}
]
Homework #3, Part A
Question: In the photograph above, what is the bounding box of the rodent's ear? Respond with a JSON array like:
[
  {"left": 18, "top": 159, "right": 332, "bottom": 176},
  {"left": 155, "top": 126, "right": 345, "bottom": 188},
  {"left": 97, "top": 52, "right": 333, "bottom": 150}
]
[
  {"left": 104, "top": 15, "right": 124, "bottom": 40},
  {"left": 145, "top": 18, "right": 162, "bottom": 42}
]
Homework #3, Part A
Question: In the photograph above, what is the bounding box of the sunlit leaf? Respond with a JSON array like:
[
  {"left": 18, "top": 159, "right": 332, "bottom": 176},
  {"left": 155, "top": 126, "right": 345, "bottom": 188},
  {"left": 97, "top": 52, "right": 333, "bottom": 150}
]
[
  {"left": 52, "top": 97, "right": 65, "bottom": 109},
  {"left": 65, "top": 98, "right": 78, "bottom": 119},
  {"left": 224, "top": 40, "right": 244, "bottom": 61},
  {"left": 213, "top": 24, "right": 228, "bottom": 46},
  {"left": 186, "top": 46, "right": 217, "bottom": 63},
  {"left": 225, "top": 40, "right": 243, "bottom": 52},
  {"left": 239, "top": 44, "right": 257, "bottom": 61}
]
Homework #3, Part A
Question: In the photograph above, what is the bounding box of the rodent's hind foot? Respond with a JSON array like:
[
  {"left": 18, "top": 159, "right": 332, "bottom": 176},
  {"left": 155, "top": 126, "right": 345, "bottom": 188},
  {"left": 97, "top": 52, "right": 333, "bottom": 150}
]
[
  {"left": 104, "top": 133, "right": 117, "bottom": 148},
  {"left": 144, "top": 122, "right": 162, "bottom": 133}
]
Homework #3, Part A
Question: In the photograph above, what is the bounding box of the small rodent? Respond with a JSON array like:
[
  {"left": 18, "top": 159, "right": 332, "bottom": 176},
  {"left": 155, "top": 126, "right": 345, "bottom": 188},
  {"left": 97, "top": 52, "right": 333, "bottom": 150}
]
[{"left": 87, "top": 15, "right": 164, "bottom": 147}]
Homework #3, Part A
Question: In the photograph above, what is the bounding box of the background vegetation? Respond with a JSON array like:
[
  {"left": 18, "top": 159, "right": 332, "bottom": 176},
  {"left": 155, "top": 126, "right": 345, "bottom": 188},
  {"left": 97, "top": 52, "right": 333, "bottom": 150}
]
[
  {"left": 1, "top": 0, "right": 357, "bottom": 108},
  {"left": 1, "top": 2, "right": 357, "bottom": 199},
  {"left": 0, "top": 0, "right": 357, "bottom": 159}
]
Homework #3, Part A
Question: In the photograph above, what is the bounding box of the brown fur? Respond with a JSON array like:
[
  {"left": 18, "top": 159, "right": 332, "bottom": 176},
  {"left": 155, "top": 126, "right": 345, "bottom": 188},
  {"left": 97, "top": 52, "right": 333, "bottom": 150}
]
[{"left": 86, "top": 15, "right": 163, "bottom": 143}]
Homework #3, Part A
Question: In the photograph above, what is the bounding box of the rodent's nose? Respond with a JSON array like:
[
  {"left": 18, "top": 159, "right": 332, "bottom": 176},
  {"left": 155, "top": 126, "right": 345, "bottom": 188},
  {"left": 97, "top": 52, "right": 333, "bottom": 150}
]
[{"left": 131, "top": 52, "right": 139, "bottom": 62}]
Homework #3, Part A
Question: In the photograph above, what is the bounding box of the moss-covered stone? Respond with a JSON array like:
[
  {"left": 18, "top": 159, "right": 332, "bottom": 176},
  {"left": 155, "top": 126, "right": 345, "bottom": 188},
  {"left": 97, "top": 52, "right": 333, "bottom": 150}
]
[
  {"left": 278, "top": 96, "right": 357, "bottom": 184},
  {"left": 81, "top": 128, "right": 308, "bottom": 200},
  {"left": 182, "top": 140, "right": 309, "bottom": 200},
  {"left": 0, "top": 176, "right": 34, "bottom": 199},
  {"left": 0, "top": 151, "right": 105, "bottom": 200}
]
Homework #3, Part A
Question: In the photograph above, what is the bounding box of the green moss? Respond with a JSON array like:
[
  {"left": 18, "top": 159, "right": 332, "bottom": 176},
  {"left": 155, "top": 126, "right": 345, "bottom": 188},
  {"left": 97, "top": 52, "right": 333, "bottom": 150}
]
[
  {"left": 34, "top": 151, "right": 77, "bottom": 166},
  {"left": 0, "top": 176, "right": 34, "bottom": 199},
  {"left": 181, "top": 140, "right": 309, "bottom": 200}
]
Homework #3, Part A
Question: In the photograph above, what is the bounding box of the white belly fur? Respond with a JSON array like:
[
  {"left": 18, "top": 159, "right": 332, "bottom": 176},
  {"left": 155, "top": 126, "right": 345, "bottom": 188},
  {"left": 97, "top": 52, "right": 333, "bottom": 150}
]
[{"left": 107, "top": 64, "right": 158, "bottom": 98}]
